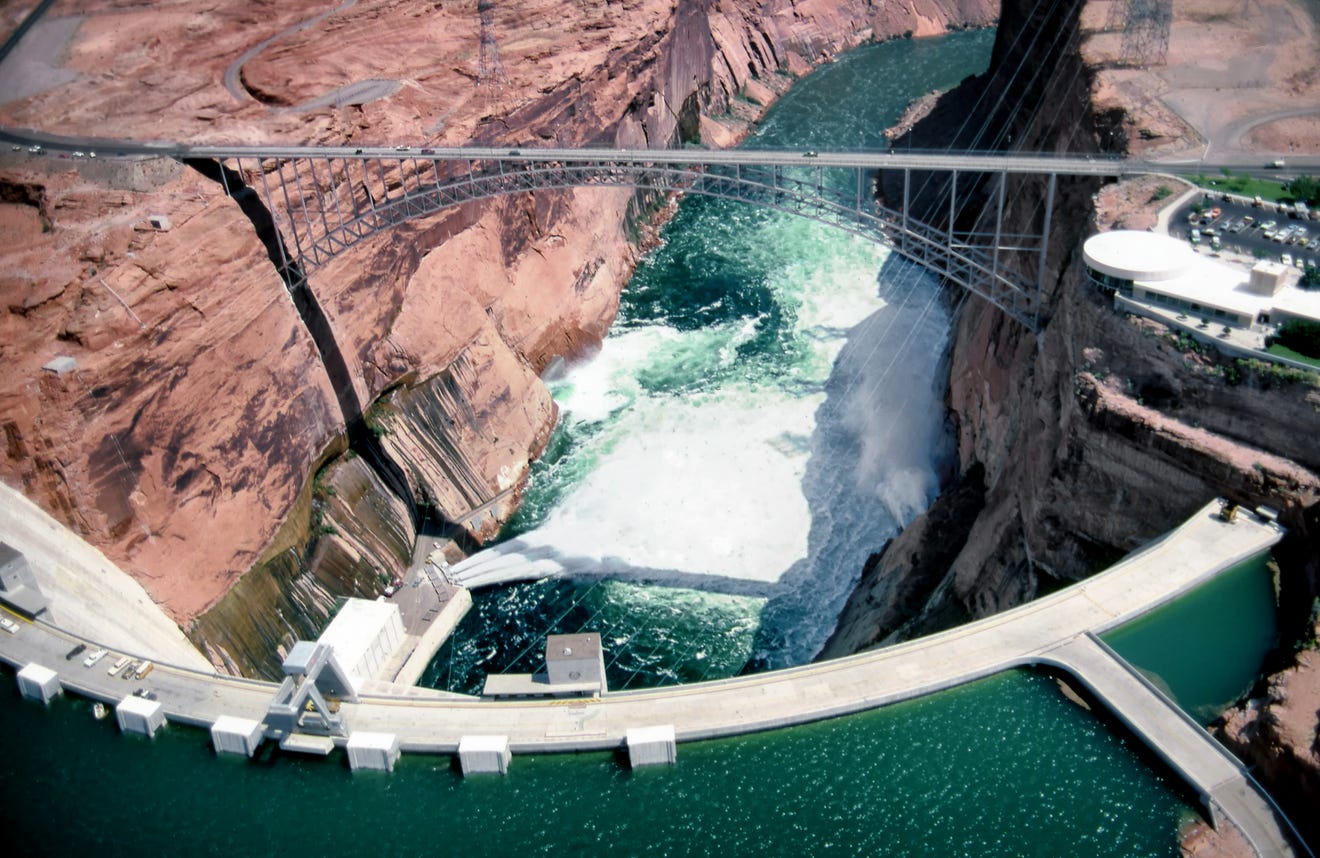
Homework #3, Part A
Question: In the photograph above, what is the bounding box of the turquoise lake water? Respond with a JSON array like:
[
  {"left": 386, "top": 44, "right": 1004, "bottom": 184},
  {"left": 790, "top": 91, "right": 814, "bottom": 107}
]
[
  {"left": 1103, "top": 553, "right": 1278, "bottom": 724},
  {"left": 0, "top": 668, "right": 1198, "bottom": 857}
]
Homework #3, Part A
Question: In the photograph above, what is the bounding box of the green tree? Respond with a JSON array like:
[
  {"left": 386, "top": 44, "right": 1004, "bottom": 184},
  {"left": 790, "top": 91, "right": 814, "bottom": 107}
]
[
  {"left": 1285, "top": 175, "right": 1319, "bottom": 206},
  {"left": 1272, "top": 319, "right": 1320, "bottom": 358},
  {"left": 1301, "top": 266, "right": 1320, "bottom": 290}
]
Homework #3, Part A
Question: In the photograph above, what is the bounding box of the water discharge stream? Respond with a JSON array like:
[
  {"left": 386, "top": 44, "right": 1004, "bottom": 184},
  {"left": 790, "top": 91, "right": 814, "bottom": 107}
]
[{"left": 438, "top": 32, "right": 997, "bottom": 692}]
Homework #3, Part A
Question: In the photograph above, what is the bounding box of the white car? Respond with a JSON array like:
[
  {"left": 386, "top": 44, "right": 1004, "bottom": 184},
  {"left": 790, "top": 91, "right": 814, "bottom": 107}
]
[
  {"left": 83, "top": 648, "right": 108, "bottom": 667},
  {"left": 0, "top": 616, "right": 18, "bottom": 634},
  {"left": 1281, "top": 253, "right": 1293, "bottom": 267}
]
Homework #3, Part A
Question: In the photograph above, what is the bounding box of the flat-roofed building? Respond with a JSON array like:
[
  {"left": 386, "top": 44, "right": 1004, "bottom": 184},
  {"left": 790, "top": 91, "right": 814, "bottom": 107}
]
[
  {"left": 317, "top": 598, "right": 405, "bottom": 687},
  {"left": 482, "top": 632, "right": 609, "bottom": 698},
  {"left": 545, "top": 633, "right": 606, "bottom": 690},
  {"left": 1082, "top": 230, "right": 1320, "bottom": 330}
]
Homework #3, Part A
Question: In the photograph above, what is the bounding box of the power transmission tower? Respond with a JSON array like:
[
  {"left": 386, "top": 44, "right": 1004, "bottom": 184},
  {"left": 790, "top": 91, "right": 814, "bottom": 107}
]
[
  {"left": 1116, "top": 0, "right": 1172, "bottom": 66},
  {"left": 1104, "top": 0, "right": 1127, "bottom": 32},
  {"left": 477, "top": 0, "right": 508, "bottom": 99}
]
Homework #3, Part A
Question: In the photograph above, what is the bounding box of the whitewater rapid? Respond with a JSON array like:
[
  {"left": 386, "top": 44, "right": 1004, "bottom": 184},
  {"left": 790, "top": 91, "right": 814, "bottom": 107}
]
[{"left": 451, "top": 219, "right": 955, "bottom": 664}]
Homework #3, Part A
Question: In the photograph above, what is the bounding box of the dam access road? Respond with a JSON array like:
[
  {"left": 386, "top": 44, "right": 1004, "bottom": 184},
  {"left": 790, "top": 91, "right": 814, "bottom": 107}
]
[{"left": 0, "top": 495, "right": 1304, "bottom": 855}]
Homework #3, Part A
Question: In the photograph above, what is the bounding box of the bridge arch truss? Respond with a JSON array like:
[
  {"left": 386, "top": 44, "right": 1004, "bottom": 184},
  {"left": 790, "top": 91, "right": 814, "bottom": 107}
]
[{"left": 225, "top": 152, "right": 1061, "bottom": 331}]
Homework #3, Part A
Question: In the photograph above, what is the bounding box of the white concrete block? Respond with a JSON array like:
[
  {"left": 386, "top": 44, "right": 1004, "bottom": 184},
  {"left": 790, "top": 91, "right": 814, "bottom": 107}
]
[
  {"left": 16, "top": 663, "right": 61, "bottom": 704},
  {"left": 210, "top": 715, "right": 264, "bottom": 757},
  {"left": 116, "top": 694, "right": 166, "bottom": 738},
  {"left": 458, "top": 734, "right": 511, "bottom": 776},
  {"left": 626, "top": 725, "right": 677, "bottom": 767},
  {"left": 280, "top": 733, "right": 335, "bottom": 756},
  {"left": 347, "top": 731, "right": 401, "bottom": 772}
]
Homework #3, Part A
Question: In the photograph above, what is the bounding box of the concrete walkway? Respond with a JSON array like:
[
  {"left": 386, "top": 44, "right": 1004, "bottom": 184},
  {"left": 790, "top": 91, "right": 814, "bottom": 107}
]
[{"left": 1045, "top": 634, "right": 1300, "bottom": 857}]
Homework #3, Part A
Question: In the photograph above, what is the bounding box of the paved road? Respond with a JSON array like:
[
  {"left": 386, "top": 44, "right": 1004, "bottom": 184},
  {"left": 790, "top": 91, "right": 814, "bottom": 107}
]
[
  {"left": 221, "top": 0, "right": 359, "bottom": 103},
  {"left": 4, "top": 123, "right": 1320, "bottom": 181}
]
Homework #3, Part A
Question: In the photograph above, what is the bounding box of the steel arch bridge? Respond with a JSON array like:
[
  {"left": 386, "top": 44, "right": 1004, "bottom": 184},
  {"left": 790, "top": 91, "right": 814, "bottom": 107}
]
[{"left": 199, "top": 147, "right": 1080, "bottom": 331}]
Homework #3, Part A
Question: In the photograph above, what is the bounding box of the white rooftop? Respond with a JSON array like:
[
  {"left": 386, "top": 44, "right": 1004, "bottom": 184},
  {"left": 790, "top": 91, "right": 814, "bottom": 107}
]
[
  {"left": 347, "top": 731, "right": 398, "bottom": 751},
  {"left": 317, "top": 598, "right": 401, "bottom": 676},
  {"left": 211, "top": 715, "right": 261, "bottom": 734},
  {"left": 1272, "top": 285, "right": 1320, "bottom": 321},
  {"left": 1143, "top": 256, "right": 1268, "bottom": 318},
  {"left": 626, "top": 725, "right": 676, "bottom": 744},
  {"left": 459, "top": 734, "right": 510, "bottom": 753},
  {"left": 117, "top": 694, "right": 162, "bottom": 717},
  {"left": 1085, "top": 230, "right": 1320, "bottom": 325},
  {"left": 18, "top": 663, "right": 57, "bottom": 683},
  {"left": 1083, "top": 230, "right": 1197, "bottom": 281}
]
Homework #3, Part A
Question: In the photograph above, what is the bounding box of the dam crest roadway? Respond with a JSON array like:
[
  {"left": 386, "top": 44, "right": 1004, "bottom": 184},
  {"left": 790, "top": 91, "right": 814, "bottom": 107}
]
[{"left": 0, "top": 489, "right": 1306, "bottom": 856}]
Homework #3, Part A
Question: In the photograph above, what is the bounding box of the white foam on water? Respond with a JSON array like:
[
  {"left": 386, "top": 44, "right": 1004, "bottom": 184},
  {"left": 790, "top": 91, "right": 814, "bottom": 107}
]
[
  {"left": 455, "top": 209, "right": 954, "bottom": 667},
  {"left": 457, "top": 386, "right": 819, "bottom": 586}
]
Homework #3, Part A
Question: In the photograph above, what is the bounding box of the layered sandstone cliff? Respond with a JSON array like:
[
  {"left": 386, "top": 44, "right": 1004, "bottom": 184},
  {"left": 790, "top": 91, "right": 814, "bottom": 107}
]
[{"left": 1, "top": 0, "right": 998, "bottom": 673}]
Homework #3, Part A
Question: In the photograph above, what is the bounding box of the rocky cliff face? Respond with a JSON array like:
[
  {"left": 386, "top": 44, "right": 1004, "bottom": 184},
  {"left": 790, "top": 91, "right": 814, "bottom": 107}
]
[
  {"left": 1, "top": 0, "right": 997, "bottom": 673},
  {"left": 822, "top": 0, "right": 1320, "bottom": 843},
  {"left": 825, "top": 0, "right": 1319, "bottom": 658}
]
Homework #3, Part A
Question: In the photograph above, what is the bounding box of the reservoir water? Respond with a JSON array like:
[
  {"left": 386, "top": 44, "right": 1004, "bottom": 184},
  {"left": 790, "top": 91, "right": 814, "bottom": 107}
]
[
  {"left": 0, "top": 668, "right": 1198, "bottom": 857},
  {"left": 1103, "top": 553, "right": 1278, "bottom": 724},
  {"left": 0, "top": 30, "right": 1284, "bottom": 858}
]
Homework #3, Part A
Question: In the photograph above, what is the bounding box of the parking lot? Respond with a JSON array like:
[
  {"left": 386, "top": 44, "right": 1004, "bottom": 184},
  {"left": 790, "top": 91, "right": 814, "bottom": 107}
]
[{"left": 1168, "top": 195, "right": 1319, "bottom": 271}]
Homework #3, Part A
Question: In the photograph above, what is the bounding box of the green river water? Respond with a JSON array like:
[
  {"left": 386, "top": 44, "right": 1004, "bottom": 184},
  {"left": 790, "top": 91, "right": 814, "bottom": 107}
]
[{"left": 0, "top": 30, "right": 1285, "bottom": 857}]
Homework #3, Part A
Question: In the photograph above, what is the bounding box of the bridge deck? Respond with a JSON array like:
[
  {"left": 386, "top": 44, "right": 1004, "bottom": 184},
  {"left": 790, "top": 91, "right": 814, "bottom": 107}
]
[{"left": 0, "top": 500, "right": 1297, "bottom": 854}]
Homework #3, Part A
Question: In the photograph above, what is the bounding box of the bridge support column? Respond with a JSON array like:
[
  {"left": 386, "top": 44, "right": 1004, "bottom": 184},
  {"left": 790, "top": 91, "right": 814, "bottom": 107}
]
[{"left": 1037, "top": 172, "right": 1057, "bottom": 299}]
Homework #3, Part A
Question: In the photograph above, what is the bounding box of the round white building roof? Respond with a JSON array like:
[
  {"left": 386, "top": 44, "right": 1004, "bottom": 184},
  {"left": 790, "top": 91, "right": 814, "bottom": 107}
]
[{"left": 1082, "top": 230, "right": 1196, "bottom": 282}]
